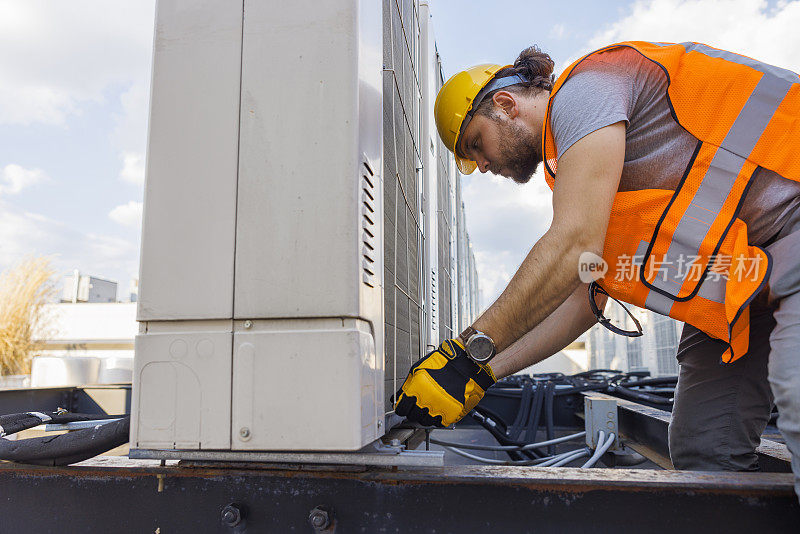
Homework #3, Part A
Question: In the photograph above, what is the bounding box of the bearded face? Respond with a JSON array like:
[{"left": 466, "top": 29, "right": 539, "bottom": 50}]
[
  {"left": 460, "top": 103, "right": 543, "bottom": 184},
  {"left": 490, "top": 111, "right": 542, "bottom": 184}
]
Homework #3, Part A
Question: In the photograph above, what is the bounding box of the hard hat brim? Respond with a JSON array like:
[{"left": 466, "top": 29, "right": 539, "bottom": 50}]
[{"left": 456, "top": 155, "right": 477, "bottom": 174}]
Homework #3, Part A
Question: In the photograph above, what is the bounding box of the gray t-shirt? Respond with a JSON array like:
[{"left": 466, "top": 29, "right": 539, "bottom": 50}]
[{"left": 550, "top": 47, "right": 800, "bottom": 246}]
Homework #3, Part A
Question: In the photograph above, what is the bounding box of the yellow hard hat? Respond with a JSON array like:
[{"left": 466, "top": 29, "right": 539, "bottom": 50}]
[{"left": 434, "top": 63, "right": 515, "bottom": 174}]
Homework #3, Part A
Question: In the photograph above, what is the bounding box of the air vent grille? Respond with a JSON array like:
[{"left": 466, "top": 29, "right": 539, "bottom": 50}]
[{"left": 361, "top": 159, "right": 377, "bottom": 287}]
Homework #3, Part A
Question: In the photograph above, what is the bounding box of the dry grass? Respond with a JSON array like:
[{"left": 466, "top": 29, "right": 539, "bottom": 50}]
[{"left": 0, "top": 257, "right": 57, "bottom": 375}]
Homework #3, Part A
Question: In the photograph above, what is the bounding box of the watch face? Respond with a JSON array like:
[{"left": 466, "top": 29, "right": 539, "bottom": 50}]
[{"left": 468, "top": 335, "right": 494, "bottom": 362}]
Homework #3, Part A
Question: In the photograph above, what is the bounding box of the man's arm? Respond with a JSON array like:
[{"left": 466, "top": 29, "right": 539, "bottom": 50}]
[
  {"left": 472, "top": 121, "right": 626, "bottom": 354},
  {"left": 489, "top": 283, "right": 606, "bottom": 378}
]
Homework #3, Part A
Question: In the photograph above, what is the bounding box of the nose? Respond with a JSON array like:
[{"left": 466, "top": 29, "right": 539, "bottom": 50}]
[{"left": 477, "top": 157, "right": 491, "bottom": 173}]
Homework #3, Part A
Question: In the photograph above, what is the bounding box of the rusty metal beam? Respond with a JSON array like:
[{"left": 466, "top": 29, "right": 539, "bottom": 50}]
[{"left": 0, "top": 458, "right": 797, "bottom": 532}]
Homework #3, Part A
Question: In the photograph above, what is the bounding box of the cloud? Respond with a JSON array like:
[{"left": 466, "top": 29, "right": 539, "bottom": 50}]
[
  {"left": 0, "top": 0, "right": 153, "bottom": 198},
  {"left": 462, "top": 168, "right": 553, "bottom": 309},
  {"left": 549, "top": 24, "right": 568, "bottom": 40},
  {"left": 0, "top": 164, "right": 46, "bottom": 195},
  {"left": 114, "top": 80, "right": 150, "bottom": 185},
  {"left": 119, "top": 152, "right": 145, "bottom": 185},
  {"left": 109, "top": 201, "right": 143, "bottom": 229},
  {"left": 0, "top": 0, "right": 155, "bottom": 126},
  {"left": 0, "top": 200, "right": 138, "bottom": 288},
  {"left": 582, "top": 0, "right": 800, "bottom": 71}
]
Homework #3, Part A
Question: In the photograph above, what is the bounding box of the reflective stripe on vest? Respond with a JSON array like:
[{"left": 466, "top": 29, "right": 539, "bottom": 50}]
[{"left": 641, "top": 42, "right": 795, "bottom": 313}]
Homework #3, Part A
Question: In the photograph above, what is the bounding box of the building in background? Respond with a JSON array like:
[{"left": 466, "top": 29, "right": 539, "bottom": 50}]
[
  {"left": 61, "top": 269, "right": 118, "bottom": 303},
  {"left": 127, "top": 278, "right": 139, "bottom": 303},
  {"left": 32, "top": 302, "right": 136, "bottom": 386},
  {"left": 586, "top": 304, "right": 683, "bottom": 376}
]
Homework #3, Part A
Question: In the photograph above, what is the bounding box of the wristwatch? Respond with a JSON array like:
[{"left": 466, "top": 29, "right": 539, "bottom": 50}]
[{"left": 458, "top": 326, "right": 496, "bottom": 364}]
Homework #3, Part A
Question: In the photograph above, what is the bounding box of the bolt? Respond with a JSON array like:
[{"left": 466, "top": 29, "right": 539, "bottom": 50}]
[
  {"left": 243, "top": 320, "right": 253, "bottom": 329},
  {"left": 308, "top": 507, "right": 332, "bottom": 531},
  {"left": 221, "top": 504, "right": 242, "bottom": 527},
  {"left": 239, "top": 427, "right": 251, "bottom": 439},
  {"left": 390, "top": 438, "right": 401, "bottom": 447},
  {"left": 377, "top": 420, "right": 382, "bottom": 429}
]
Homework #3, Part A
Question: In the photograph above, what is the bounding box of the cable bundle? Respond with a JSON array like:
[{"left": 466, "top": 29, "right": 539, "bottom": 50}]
[
  {"left": 0, "top": 411, "right": 129, "bottom": 466},
  {"left": 434, "top": 369, "right": 675, "bottom": 467}
]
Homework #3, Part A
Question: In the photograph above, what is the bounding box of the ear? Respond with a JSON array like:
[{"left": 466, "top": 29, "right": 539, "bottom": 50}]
[{"left": 492, "top": 91, "right": 518, "bottom": 119}]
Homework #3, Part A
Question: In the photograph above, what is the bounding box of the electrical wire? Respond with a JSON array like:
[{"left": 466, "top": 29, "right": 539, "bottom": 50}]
[
  {"left": 581, "top": 431, "right": 617, "bottom": 468},
  {"left": 536, "top": 448, "right": 593, "bottom": 467},
  {"left": 550, "top": 449, "right": 591, "bottom": 467},
  {"left": 430, "top": 431, "right": 586, "bottom": 452},
  {"left": 544, "top": 381, "right": 556, "bottom": 454},
  {"left": 444, "top": 446, "right": 589, "bottom": 466},
  {"left": 440, "top": 369, "right": 678, "bottom": 468}
]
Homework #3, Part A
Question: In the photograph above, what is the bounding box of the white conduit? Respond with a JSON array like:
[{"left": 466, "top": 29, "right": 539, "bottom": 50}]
[
  {"left": 430, "top": 431, "right": 587, "bottom": 452},
  {"left": 441, "top": 430, "right": 617, "bottom": 468},
  {"left": 581, "top": 431, "right": 617, "bottom": 468}
]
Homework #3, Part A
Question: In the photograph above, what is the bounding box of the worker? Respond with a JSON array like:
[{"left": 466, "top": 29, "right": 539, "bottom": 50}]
[{"left": 394, "top": 41, "right": 800, "bottom": 499}]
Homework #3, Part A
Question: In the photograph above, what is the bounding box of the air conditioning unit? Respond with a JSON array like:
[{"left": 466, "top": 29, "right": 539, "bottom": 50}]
[{"left": 132, "top": 0, "right": 477, "bottom": 456}]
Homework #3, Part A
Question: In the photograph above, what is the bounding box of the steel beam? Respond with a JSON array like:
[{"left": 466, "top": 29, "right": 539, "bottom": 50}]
[
  {"left": 0, "top": 385, "right": 130, "bottom": 416},
  {"left": 129, "top": 445, "right": 444, "bottom": 468},
  {"left": 585, "top": 392, "right": 792, "bottom": 472},
  {"left": 0, "top": 458, "right": 797, "bottom": 532}
]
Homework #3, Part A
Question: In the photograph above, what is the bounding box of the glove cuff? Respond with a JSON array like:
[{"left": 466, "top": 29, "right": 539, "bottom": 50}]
[{"left": 483, "top": 362, "right": 498, "bottom": 383}]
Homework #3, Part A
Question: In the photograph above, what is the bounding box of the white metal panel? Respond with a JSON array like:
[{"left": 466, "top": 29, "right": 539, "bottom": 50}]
[
  {"left": 420, "top": 1, "right": 438, "bottom": 351},
  {"left": 233, "top": 0, "right": 382, "bottom": 320},
  {"left": 132, "top": 329, "right": 232, "bottom": 449},
  {"left": 137, "top": 0, "right": 243, "bottom": 320},
  {"left": 231, "top": 319, "right": 380, "bottom": 450}
]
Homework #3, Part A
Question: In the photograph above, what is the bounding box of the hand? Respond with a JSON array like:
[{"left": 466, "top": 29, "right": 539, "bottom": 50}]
[{"left": 393, "top": 338, "right": 497, "bottom": 427}]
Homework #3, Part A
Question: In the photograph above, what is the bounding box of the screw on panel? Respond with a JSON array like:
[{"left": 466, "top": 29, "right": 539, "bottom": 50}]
[
  {"left": 221, "top": 503, "right": 242, "bottom": 527},
  {"left": 243, "top": 320, "right": 253, "bottom": 329},
  {"left": 239, "top": 427, "right": 251, "bottom": 440},
  {"left": 308, "top": 506, "right": 333, "bottom": 531}
]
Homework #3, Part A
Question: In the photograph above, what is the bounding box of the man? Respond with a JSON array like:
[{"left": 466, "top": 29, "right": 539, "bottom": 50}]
[{"left": 393, "top": 41, "right": 800, "bottom": 498}]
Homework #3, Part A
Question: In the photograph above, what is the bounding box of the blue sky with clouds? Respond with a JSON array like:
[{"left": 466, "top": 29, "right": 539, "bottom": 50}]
[{"left": 0, "top": 0, "right": 798, "bottom": 307}]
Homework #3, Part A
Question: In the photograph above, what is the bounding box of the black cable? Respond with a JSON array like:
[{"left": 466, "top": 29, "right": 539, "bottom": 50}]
[
  {"left": 469, "top": 409, "right": 526, "bottom": 461},
  {"left": 0, "top": 416, "right": 129, "bottom": 466},
  {"left": 544, "top": 381, "right": 556, "bottom": 455},
  {"left": 507, "top": 380, "right": 532, "bottom": 441},
  {"left": 619, "top": 377, "right": 677, "bottom": 387},
  {"left": 608, "top": 385, "right": 673, "bottom": 405},
  {"left": 0, "top": 411, "right": 122, "bottom": 438},
  {"left": 472, "top": 404, "right": 511, "bottom": 433},
  {"left": 524, "top": 380, "right": 545, "bottom": 444},
  {"left": 471, "top": 408, "right": 542, "bottom": 460}
]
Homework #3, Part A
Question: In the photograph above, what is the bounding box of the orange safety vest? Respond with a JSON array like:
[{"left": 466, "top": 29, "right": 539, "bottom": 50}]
[{"left": 542, "top": 41, "right": 800, "bottom": 363}]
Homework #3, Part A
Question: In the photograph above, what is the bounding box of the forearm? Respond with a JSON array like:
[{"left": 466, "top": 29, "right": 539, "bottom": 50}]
[
  {"left": 490, "top": 283, "right": 603, "bottom": 378},
  {"left": 465, "top": 123, "right": 623, "bottom": 356},
  {"left": 472, "top": 229, "right": 591, "bottom": 354}
]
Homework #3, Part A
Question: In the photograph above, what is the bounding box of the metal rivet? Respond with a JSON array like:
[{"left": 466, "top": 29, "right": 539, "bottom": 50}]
[
  {"left": 308, "top": 506, "right": 332, "bottom": 531},
  {"left": 243, "top": 320, "right": 253, "bottom": 329},
  {"left": 221, "top": 503, "right": 242, "bottom": 527},
  {"left": 239, "top": 427, "right": 251, "bottom": 439}
]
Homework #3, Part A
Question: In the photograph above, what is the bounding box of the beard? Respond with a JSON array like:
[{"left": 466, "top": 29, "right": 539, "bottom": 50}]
[{"left": 494, "top": 116, "right": 542, "bottom": 184}]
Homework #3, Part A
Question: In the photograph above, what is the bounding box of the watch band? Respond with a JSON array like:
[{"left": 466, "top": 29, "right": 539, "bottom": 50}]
[{"left": 457, "top": 326, "right": 478, "bottom": 347}]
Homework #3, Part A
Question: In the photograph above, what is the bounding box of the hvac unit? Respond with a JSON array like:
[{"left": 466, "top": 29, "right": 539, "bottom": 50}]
[{"left": 132, "top": 0, "right": 471, "bottom": 456}]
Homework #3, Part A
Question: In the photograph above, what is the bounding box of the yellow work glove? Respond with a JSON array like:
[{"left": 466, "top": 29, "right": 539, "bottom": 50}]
[{"left": 393, "top": 339, "right": 497, "bottom": 427}]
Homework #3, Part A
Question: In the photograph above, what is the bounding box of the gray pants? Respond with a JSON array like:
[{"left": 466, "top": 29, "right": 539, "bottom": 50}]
[{"left": 669, "top": 211, "right": 800, "bottom": 499}]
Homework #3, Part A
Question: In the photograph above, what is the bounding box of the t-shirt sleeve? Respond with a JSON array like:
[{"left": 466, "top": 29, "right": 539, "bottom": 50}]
[{"left": 550, "top": 63, "right": 632, "bottom": 159}]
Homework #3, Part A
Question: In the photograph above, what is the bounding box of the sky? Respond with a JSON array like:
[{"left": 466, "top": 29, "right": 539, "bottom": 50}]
[{"left": 0, "top": 0, "right": 798, "bottom": 307}]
